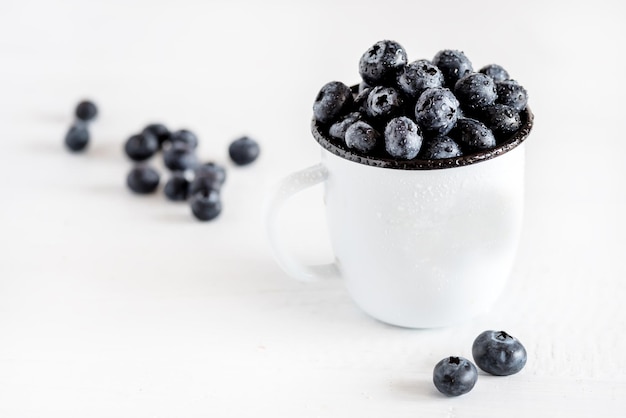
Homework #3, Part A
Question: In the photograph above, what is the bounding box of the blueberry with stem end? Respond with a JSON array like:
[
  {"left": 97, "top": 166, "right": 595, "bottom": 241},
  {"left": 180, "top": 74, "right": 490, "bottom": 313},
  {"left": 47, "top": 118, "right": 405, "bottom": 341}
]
[
  {"left": 472, "top": 330, "right": 527, "bottom": 376},
  {"left": 415, "top": 87, "right": 459, "bottom": 135},
  {"left": 433, "top": 356, "right": 478, "bottom": 397},
  {"left": 364, "top": 86, "right": 404, "bottom": 121},
  {"left": 344, "top": 120, "right": 380, "bottom": 153},
  {"left": 190, "top": 188, "right": 222, "bottom": 221},
  {"left": 359, "top": 40, "right": 408, "bottom": 86},
  {"left": 384, "top": 116, "right": 423, "bottom": 159},
  {"left": 397, "top": 59, "right": 444, "bottom": 99},
  {"left": 432, "top": 50, "right": 473, "bottom": 89}
]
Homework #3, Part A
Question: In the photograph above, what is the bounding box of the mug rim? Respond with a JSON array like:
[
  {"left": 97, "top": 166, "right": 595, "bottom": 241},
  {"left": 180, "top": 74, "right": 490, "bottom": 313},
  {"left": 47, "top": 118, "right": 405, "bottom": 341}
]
[{"left": 311, "top": 106, "right": 533, "bottom": 170}]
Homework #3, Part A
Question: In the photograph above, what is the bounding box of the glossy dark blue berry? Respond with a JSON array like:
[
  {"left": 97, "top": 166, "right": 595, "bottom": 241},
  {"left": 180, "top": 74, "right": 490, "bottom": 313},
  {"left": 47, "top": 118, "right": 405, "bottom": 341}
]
[
  {"left": 421, "top": 135, "right": 462, "bottom": 159},
  {"left": 344, "top": 120, "right": 380, "bottom": 152},
  {"left": 164, "top": 172, "right": 190, "bottom": 201},
  {"left": 454, "top": 73, "right": 497, "bottom": 112},
  {"left": 75, "top": 100, "right": 98, "bottom": 121},
  {"left": 64, "top": 123, "right": 89, "bottom": 152},
  {"left": 359, "top": 40, "right": 408, "bottom": 86},
  {"left": 365, "top": 86, "right": 404, "bottom": 120},
  {"left": 432, "top": 50, "right": 473, "bottom": 89},
  {"left": 433, "top": 356, "right": 478, "bottom": 397},
  {"left": 126, "top": 165, "right": 160, "bottom": 194},
  {"left": 384, "top": 116, "right": 423, "bottom": 159},
  {"left": 397, "top": 59, "right": 444, "bottom": 99},
  {"left": 329, "top": 112, "right": 362, "bottom": 141},
  {"left": 454, "top": 118, "right": 496, "bottom": 150},
  {"left": 415, "top": 87, "right": 459, "bottom": 135},
  {"left": 313, "top": 81, "right": 354, "bottom": 125},
  {"left": 496, "top": 80, "right": 528, "bottom": 111},
  {"left": 143, "top": 123, "right": 171, "bottom": 149},
  {"left": 163, "top": 142, "right": 198, "bottom": 171},
  {"left": 479, "top": 64, "right": 510, "bottom": 83},
  {"left": 472, "top": 330, "right": 527, "bottom": 376},
  {"left": 124, "top": 132, "right": 159, "bottom": 161},
  {"left": 482, "top": 104, "right": 522, "bottom": 137},
  {"left": 194, "top": 162, "right": 226, "bottom": 186},
  {"left": 229, "top": 136, "right": 260, "bottom": 166},
  {"left": 190, "top": 189, "right": 222, "bottom": 221},
  {"left": 170, "top": 129, "right": 198, "bottom": 149}
]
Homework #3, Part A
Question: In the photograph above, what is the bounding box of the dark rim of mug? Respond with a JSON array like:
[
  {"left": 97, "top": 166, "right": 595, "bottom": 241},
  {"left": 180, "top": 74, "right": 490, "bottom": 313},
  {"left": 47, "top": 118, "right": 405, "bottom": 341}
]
[{"left": 311, "top": 106, "right": 534, "bottom": 170}]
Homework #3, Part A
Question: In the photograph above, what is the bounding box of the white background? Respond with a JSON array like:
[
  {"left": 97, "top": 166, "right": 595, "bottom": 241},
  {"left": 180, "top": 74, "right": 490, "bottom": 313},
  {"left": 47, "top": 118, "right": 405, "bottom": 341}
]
[{"left": 1, "top": 0, "right": 625, "bottom": 416}]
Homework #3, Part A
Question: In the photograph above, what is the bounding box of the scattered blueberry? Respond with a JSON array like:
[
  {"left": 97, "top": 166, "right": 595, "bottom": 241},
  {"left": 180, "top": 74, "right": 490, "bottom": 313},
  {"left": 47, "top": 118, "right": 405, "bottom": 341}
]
[
  {"left": 126, "top": 165, "right": 160, "bottom": 194},
  {"left": 189, "top": 174, "right": 222, "bottom": 195},
  {"left": 479, "top": 64, "right": 510, "bottom": 83},
  {"left": 124, "top": 132, "right": 159, "bottom": 161},
  {"left": 344, "top": 120, "right": 380, "bottom": 152},
  {"left": 190, "top": 188, "right": 222, "bottom": 221},
  {"left": 64, "top": 123, "right": 90, "bottom": 152},
  {"left": 194, "top": 162, "right": 227, "bottom": 186},
  {"left": 143, "top": 123, "right": 171, "bottom": 149},
  {"left": 163, "top": 142, "right": 198, "bottom": 171},
  {"left": 496, "top": 80, "right": 528, "bottom": 112},
  {"left": 229, "top": 136, "right": 260, "bottom": 166},
  {"left": 364, "top": 86, "right": 404, "bottom": 120},
  {"left": 454, "top": 73, "right": 497, "bottom": 112},
  {"left": 329, "top": 112, "right": 362, "bottom": 141},
  {"left": 432, "top": 50, "right": 473, "bottom": 88},
  {"left": 454, "top": 118, "right": 496, "bottom": 150},
  {"left": 472, "top": 330, "right": 527, "bottom": 376},
  {"left": 482, "top": 104, "right": 522, "bottom": 137},
  {"left": 313, "top": 81, "right": 354, "bottom": 125},
  {"left": 384, "top": 116, "right": 423, "bottom": 159},
  {"left": 164, "top": 172, "right": 190, "bottom": 201},
  {"left": 170, "top": 129, "right": 199, "bottom": 149},
  {"left": 75, "top": 100, "right": 98, "bottom": 121},
  {"left": 397, "top": 59, "right": 444, "bottom": 99},
  {"left": 433, "top": 356, "right": 478, "bottom": 397},
  {"left": 359, "top": 40, "right": 408, "bottom": 86},
  {"left": 421, "top": 135, "right": 462, "bottom": 159},
  {"left": 415, "top": 87, "right": 459, "bottom": 135}
]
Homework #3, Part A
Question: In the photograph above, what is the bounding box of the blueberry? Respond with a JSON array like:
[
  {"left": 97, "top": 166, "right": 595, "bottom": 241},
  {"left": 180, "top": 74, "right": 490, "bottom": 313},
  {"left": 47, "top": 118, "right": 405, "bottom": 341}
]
[
  {"left": 433, "top": 356, "right": 478, "bottom": 397},
  {"left": 190, "top": 188, "right": 222, "bottom": 221},
  {"left": 496, "top": 80, "right": 528, "bottom": 111},
  {"left": 64, "top": 123, "right": 89, "bottom": 152},
  {"left": 170, "top": 129, "right": 199, "bottom": 149},
  {"left": 479, "top": 64, "right": 510, "bottom": 83},
  {"left": 75, "top": 100, "right": 98, "bottom": 121},
  {"left": 313, "top": 81, "right": 354, "bottom": 125},
  {"left": 482, "top": 104, "right": 522, "bottom": 137},
  {"left": 454, "top": 118, "right": 496, "bottom": 150},
  {"left": 163, "top": 142, "right": 198, "bottom": 171},
  {"left": 194, "top": 162, "right": 227, "bottom": 186},
  {"left": 454, "top": 73, "right": 497, "bottom": 112},
  {"left": 353, "top": 87, "right": 372, "bottom": 112},
  {"left": 164, "top": 172, "right": 190, "bottom": 201},
  {"left": 143, "top": 123, "right": 171, "bottom": 149},
  {"left": 432, "top": 50, "right": 473, "bottom": 88},
  {"left": 384, "top": 116, "right": 423, "bottom": 159},
  {"left": 229, "top": 136, "right": 260, "bottom": 166},
  {"left": 415, "top": 87, "right": 459, "bottom": 135},
  {"left": 397, "top": 59, "right": 444, "bottom": 99},
  {"left": 359, "top": 40, "right": 408, "bottom": 86},
  {"left": 126, "top": 165, "right": 160, "bottom": 194},
  {"left": 421, "top": 135, "right": 462, "bottom": 159},
  {"left": 364, "top": 86, "right": 403, "bottom": 120},
  {"left": 124, "top": 132, "right": 159, "bottom": 161},
  {"left": 472, "top": 330, "right": 527, "bottom": 376},
  {"left": 329, "top": 112, "right": 362, "bottom": 141},
  {"left": 344, "top": 120, "right": 380, "bottom": 153}
]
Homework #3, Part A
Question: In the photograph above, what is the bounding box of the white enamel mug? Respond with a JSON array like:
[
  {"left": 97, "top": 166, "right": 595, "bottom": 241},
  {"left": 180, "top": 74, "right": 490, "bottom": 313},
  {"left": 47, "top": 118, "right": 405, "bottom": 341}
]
[{"left": 266, "top": 109, "right": 533, "bottom": 328}]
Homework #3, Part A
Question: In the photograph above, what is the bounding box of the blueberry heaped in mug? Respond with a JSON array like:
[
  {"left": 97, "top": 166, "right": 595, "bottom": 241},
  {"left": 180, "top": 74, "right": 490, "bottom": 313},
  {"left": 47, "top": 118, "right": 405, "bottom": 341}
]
[{"left": 312, "top": 40, "right": 530, "bottom": 163}]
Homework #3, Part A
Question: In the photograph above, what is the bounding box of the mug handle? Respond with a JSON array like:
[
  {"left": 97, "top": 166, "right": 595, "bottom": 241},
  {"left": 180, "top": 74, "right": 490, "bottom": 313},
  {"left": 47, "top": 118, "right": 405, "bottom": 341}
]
[{"left": 265, "top": 163, "right": 340, "bottom": 282}]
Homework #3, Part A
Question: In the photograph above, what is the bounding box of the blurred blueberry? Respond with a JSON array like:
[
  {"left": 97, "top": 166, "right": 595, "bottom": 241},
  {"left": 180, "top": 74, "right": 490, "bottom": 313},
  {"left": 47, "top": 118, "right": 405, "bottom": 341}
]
[
  {"left": 124, "top": 132, "right": 159, "bottom": 161},
  {"left": 229, "top": 136, "right": 260, "bottom": 166},
  {"left": 190, "top": 189, "right": 222, "bottom": 221},
  {"left": 64, "top": 123, "right": 90, "bottom": 152},
  {"left": 164, "top": 172, "right": 190, "bottom": 201},
  {"left": 163, "top": 142, "right": 198, "bottom": 171},
  {"left": 75, "top": 100, "right": 98, "bottom": 121},
  {"left": 126, "top": 165, "right": 160, "bottom": 194}
]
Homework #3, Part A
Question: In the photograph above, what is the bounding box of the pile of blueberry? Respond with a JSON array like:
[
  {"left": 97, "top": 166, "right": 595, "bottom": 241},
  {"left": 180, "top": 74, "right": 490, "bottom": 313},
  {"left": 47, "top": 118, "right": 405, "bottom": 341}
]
[
  {"left": 433, "top": 330, "right": 527, "bottom": 397},
  {"left": 125, "top": 126, "right": 260, "bottom": 221},
  {"left": 64, "top": 100, "right": 98, "bottom": 151},
  {"left": 313, "top": 40, "right": 529, "bottom": 161},
  {"left": 64, "top": 100, "right": 260, "bottom": 221}
]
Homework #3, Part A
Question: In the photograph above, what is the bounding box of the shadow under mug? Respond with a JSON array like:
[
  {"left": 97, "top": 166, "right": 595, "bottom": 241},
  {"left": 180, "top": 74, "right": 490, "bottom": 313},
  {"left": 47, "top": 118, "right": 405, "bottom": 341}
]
[{"left": 266, "top": 109, "right": 533, "bottom": 328}]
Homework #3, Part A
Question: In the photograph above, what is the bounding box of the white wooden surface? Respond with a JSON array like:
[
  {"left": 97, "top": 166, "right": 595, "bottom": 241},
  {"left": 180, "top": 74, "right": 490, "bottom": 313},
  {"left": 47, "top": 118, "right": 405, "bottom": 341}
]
[{"left": 1, "top": 0, "right": 625, "bottom": 416}]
